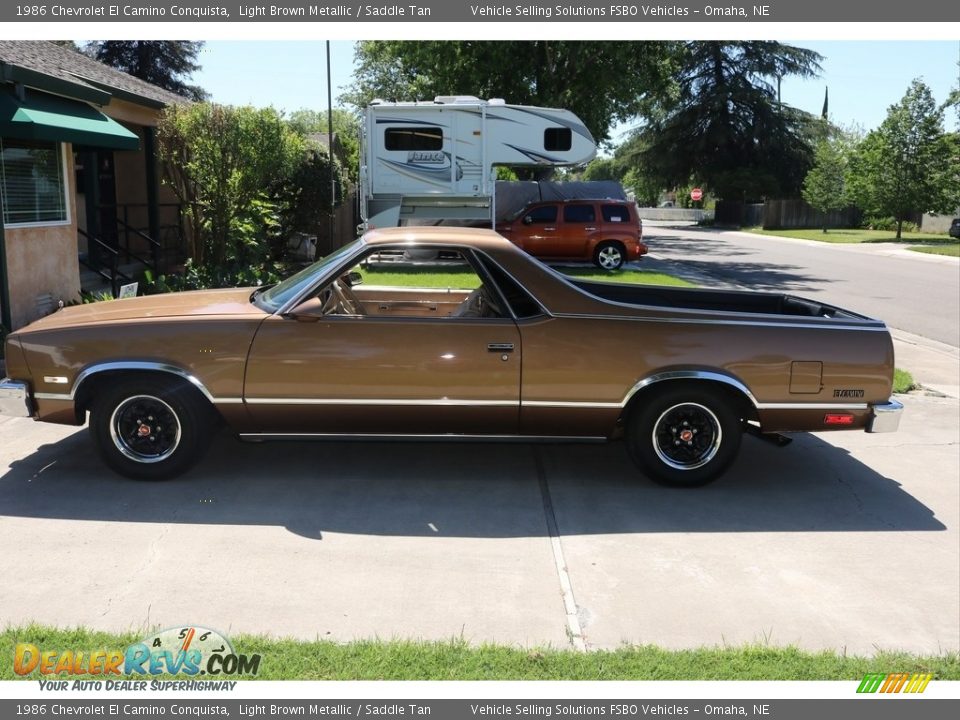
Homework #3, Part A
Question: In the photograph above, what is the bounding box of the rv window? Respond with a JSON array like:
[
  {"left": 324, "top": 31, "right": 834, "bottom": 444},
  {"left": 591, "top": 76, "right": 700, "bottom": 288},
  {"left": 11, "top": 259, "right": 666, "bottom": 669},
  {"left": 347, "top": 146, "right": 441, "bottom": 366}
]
[
  {"left": 563, "top": 204, "right": 596, "bottom": 223},
  {"left": 544, "top": 127, "right": 572, "bottom": 152},
  {"left": 384, "top": 127, "right": 443, "bottom": 151}
]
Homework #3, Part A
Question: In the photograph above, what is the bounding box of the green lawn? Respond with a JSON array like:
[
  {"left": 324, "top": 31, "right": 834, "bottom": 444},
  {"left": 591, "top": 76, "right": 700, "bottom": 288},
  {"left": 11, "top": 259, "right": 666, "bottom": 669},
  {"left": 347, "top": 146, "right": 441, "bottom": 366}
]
[
  {"left": 556, "top": 267, "right": 695, "bottom": 287},
  {"left": 909, "top": 244, "right": 960, "bottom": 257},
  {"left": 360, "top": 264, "right": 694, "bottom": 288},
  {"left": 3, "top": 626, "right": 958, "bottom": 681},
  {"left": 744, "top": 227, "right": 957, "bottom": 245}
]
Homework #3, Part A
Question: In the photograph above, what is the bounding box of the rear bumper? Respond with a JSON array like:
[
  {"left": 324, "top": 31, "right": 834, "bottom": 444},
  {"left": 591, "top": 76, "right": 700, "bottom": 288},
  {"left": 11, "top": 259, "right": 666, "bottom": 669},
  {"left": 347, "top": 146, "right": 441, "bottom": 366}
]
[
  {"left": 0, "top": 378, "right": 33, "bottom": 418},
  {"left": 866, "top": 399, "right": 903, "bottom": 433}
]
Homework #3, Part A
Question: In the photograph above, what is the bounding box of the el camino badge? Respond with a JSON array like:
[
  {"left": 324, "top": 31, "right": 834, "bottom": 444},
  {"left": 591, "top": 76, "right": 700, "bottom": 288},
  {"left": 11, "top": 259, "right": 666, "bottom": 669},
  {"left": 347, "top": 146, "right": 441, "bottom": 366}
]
[{"left": 833, "top": 389, "right": 865, "bottom": 398}]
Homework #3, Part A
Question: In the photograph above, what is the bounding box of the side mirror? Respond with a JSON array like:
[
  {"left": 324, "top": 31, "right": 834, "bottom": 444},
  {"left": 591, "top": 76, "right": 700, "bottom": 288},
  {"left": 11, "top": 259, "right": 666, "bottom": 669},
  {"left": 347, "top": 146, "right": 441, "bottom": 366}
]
[
  {"left": 342, "top": 271, "right": 363, "bottom": 287},
  {"left": 522, "top": 215, "right": 533, "bottom": 225}
]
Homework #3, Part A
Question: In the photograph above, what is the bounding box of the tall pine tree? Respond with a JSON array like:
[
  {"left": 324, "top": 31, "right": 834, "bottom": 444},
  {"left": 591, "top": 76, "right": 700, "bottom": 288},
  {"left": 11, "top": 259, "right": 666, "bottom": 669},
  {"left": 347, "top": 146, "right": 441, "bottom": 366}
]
[
  {"left": 637, "top": 41, "right": 823, "bottom": 200},
  {"left": 87, "top": 41, "right": 208, "bottom": 101}
]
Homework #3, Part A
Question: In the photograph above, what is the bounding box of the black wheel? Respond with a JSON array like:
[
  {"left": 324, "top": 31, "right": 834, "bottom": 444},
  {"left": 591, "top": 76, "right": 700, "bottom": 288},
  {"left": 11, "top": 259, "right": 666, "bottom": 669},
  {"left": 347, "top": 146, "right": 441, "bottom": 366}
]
[
  {"left": 89, "top": 377, "right": 212, "bottom": 480},
  {"left": 593, "top": 241, "right": 625, "bottom": 270},
  {"left": 627, "top": 385, "right": 743, "bottom": 487}
]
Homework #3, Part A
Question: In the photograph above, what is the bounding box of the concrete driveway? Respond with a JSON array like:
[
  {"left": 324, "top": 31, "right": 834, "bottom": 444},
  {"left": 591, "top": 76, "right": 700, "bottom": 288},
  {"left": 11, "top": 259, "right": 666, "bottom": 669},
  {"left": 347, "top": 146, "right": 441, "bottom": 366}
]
[{"left": 1, "top": 390, "right": 956, "bottom": 655}]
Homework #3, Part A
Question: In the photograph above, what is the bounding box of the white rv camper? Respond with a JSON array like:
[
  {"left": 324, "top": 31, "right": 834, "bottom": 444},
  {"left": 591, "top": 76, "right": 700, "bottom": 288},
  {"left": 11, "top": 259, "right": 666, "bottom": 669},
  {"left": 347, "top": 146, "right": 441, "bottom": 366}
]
[{"left": 360, "top": 96, "right": 596, "bottom": 230}]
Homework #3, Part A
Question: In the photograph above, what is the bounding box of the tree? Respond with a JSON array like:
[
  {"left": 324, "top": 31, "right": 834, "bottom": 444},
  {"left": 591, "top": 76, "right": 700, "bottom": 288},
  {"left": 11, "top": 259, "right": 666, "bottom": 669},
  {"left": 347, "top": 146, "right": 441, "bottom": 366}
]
[
  {"left": 281, "top": 140, "right": 348, "bottom": 247},
  {"left": 342, "top": 41, "right": 679, "bottom": 145},
  {"left": 87, "top": 41, "right": 208, "bottom": 101},
  {"left": 157, "top": 104, "right": 304, "bottom": 269},
  {"left": 636, "top": 42, "right": 823, "bottom": 200},
  {"left": 286, "top": 108, "right": 361, "bottom": 182},
  {"left": 802, "top": 135, "right": 850, "bottom": 232},
  {"left": 846, "top": 79, "right": 958, "bottom": 238}
]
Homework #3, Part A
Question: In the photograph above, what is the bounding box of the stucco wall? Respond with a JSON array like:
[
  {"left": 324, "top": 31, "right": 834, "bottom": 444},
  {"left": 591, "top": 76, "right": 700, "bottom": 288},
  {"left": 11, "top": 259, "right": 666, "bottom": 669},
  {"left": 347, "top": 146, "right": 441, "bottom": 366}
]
[{"left": 3, "top": 147, "right": 80, "bottom": 330}]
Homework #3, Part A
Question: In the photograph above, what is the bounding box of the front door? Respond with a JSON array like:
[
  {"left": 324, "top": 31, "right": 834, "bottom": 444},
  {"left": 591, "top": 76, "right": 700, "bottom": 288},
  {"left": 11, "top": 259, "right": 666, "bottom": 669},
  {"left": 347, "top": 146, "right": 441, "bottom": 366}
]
[
  {"left": 516, "top": 204, "right": 560, "bottom": 257},
  {"left": 243, "top": 249, "right": 521, "bottom": 435}
]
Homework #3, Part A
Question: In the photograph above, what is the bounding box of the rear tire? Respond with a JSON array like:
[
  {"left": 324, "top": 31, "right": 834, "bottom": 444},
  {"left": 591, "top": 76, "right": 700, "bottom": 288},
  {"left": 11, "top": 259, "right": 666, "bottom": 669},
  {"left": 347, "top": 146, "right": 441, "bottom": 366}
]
[
  {"left": 593, "top": 241, "right": 625, "bottom": 270},
  {"left": 627, "top": 385, "right": 743, "bottom": 487},
  {"left": 89, "top": 377, "right": 211, "bottom": 480}
]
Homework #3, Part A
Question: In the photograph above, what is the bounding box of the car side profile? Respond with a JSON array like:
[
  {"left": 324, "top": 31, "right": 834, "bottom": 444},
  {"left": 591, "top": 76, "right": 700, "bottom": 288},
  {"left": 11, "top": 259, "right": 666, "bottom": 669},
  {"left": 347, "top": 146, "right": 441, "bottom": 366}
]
[
  {"left": 0, "top": 227, "right": 901, "bottom": 486},
  {"left": 496, "top": 199, "right": 647, "bottom": 270}
]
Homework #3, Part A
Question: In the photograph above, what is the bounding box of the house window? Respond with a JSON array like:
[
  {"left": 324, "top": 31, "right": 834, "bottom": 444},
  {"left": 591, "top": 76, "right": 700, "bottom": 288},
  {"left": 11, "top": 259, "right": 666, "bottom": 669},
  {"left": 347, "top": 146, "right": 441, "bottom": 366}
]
[
  {"left": 384, "top": 127, "right": 443, "bottom": 151},
  {"left": 0, "top": 138, "right": 68, "bottom": 226}
]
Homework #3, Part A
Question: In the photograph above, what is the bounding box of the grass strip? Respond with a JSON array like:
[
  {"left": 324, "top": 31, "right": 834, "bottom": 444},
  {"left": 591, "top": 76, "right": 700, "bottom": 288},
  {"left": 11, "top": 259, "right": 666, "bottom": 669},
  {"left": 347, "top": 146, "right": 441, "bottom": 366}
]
[
  {"left": 743, "top": 228, "right": 956, "bottom": 245},
  {"left": 3, "top": 626, "right": 958, "bottom": 681}
]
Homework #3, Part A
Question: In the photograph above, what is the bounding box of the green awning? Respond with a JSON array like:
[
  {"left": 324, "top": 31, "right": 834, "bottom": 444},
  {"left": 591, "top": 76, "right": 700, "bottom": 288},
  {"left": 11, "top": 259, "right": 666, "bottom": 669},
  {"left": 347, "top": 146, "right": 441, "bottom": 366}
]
[{"left": 0, "top": 89, "right": 139, "bottom": 151}]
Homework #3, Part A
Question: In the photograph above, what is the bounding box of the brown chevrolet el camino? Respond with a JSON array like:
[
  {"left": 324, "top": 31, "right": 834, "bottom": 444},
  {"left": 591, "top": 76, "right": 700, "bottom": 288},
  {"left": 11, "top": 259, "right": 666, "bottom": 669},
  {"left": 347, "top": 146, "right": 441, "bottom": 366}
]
[{"left": 0, "top": 227, "right": 902, "bottom": 486}]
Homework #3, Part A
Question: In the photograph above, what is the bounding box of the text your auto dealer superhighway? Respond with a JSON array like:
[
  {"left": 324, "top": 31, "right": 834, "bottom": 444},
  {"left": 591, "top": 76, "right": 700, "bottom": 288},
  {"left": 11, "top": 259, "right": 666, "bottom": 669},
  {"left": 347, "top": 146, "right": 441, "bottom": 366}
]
[{"left": 45, "top": 4, "right": 229, "bottom": 17}]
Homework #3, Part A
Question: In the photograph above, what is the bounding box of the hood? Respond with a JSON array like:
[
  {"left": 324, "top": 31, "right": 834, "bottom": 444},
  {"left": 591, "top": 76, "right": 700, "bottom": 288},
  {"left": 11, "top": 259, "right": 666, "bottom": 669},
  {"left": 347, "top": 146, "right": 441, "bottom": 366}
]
[{"left": 20, "top": 288, "right": 267, "bottom": 332}]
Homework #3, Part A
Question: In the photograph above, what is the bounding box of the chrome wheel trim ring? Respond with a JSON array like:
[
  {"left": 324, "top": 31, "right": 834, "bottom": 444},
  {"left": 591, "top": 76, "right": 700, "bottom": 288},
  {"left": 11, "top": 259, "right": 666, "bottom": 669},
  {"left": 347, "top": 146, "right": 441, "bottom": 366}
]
[
  {"left": 651, "top": 402, "right": 723, "bottom": 471},
  {"left": 108, "top": 394, "right": 182, "bottom": 464}
]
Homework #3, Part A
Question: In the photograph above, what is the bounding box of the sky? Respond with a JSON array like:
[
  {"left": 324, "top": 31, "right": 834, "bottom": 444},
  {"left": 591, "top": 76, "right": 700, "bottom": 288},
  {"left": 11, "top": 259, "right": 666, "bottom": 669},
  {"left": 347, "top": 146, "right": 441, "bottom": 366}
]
[{"left": 192, "top": 40, "right": 960, "bottom": 138}]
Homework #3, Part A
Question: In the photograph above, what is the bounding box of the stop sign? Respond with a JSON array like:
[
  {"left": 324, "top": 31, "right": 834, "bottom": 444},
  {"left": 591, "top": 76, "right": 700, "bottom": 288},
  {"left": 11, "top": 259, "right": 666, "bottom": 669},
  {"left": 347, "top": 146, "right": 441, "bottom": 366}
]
[{"left": 690, "top": 188, "right": 703, "bottom": 202}]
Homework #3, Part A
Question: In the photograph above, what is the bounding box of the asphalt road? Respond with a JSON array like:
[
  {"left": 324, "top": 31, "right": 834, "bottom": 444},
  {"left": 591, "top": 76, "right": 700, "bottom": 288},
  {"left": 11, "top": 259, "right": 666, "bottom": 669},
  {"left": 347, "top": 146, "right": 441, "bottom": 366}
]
[
  {"left": 0, "top": 391, "right": 956, "bottom": 655},
  {"left": 639, "top": 224, "right": 960, "bottom": 348}
]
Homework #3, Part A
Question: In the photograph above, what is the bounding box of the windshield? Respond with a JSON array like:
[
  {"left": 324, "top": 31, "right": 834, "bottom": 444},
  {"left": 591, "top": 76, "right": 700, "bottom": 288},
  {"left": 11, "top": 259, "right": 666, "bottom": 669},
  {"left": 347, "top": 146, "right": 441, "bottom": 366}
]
[{"left": 256, "top": 239, "right": 362, "bottom": 312}]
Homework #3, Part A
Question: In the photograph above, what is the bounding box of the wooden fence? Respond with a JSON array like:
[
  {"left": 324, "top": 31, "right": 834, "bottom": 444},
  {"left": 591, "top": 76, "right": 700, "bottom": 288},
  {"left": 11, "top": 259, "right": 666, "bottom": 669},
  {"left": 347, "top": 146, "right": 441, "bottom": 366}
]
[{"left": 762, "top": 199, "right": 861, "bottom": 230}]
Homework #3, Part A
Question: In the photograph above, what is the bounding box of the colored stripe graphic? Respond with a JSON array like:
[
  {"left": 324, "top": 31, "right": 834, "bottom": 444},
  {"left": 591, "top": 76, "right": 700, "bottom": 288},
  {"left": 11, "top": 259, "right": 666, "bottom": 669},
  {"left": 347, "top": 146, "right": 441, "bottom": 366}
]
[
  {"left": 857, "top": 672, "right": 932, "bottom": 694},
  {"left": 905, "top": 674, "right": 933, "bottom": 693},
  {"left": 857, "top": 673, "right": 886, "bottom": 693}
]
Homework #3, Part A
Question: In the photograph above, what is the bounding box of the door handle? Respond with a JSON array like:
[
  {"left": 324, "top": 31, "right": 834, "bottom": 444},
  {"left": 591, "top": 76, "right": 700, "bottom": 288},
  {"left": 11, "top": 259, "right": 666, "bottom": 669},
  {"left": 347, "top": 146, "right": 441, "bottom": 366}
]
[
  {"left": 487, "top": 343, "right": 515, "bottom": 352},
  {"left": 544, "top": 227, "right": 556, "bottom": 231},
  {"left": 585, "top": 227, "right": 597, "bottom": 231}
]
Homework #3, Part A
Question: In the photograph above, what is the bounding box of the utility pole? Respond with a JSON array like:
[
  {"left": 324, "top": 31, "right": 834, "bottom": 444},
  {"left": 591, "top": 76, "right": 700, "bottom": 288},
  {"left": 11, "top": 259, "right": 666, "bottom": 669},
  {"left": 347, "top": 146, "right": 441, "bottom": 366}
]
[{"left": 327, "top": 41, "right": 336, "bottom": 251}]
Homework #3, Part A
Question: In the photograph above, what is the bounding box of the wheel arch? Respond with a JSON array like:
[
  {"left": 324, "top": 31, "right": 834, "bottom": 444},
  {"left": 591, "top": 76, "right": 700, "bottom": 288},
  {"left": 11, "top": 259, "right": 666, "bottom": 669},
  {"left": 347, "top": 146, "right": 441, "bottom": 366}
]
[
  {"left": 73, "top": 362, "right": 217, "bottom": 417},
  {"left": 620, "top": 370, "right": 760, "bottom": 425}
]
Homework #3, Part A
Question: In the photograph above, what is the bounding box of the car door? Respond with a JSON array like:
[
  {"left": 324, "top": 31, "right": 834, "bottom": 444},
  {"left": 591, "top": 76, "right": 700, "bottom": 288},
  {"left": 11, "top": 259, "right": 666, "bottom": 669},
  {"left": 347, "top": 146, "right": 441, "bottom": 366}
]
[
  {"left": 515, "top": 204, "right": 560, "bottom": 257},
  {"left": 560, "top": 203, "right": 597, "bottom": 258},
  {"left": 242, "top": 251, "right": 521, "bottom": 436}
]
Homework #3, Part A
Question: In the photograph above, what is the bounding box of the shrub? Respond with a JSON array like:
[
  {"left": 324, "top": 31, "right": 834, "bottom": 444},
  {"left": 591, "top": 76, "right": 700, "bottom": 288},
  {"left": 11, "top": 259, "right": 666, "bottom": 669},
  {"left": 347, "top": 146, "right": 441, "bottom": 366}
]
[
  {"left": 158, "top": 103, "right": 304, "bottom": 270},
  {"left": 861, "top": 216, "right": 919, "bottom": 233}
]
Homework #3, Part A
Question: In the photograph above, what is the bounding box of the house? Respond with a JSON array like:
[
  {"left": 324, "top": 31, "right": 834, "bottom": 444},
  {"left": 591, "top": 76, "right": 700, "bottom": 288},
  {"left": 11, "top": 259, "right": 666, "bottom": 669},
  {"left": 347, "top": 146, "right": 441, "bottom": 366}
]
[{"left": 0, "top": 41, "right": 186, "bottom": 331}]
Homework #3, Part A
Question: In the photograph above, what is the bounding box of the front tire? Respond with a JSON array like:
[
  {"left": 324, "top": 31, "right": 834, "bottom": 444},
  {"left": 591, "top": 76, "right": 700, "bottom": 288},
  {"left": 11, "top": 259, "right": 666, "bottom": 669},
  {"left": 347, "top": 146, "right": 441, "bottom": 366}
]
[
  {"left": 593, "top": 241, "right": 626, "bottom": 270},
  {"left": 627, "top": 386, "right": 743, "bottom": 487},
  {"left": 89, "top": 377, "right": 211, "bottom": 480}
]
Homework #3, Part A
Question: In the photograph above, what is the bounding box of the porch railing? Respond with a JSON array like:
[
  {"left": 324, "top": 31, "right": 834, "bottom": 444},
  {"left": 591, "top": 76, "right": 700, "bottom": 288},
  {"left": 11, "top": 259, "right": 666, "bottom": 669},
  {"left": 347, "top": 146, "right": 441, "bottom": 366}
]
[{"left": 78, "top": 202, "right": 186, "bottom": 297}]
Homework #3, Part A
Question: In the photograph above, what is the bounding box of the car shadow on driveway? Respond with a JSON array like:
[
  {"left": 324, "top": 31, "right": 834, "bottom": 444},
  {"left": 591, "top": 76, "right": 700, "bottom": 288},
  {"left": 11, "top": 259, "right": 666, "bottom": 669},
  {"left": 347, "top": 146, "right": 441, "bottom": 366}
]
[{"left": 0, "top": 427, "right": 945, "bottom": 539}]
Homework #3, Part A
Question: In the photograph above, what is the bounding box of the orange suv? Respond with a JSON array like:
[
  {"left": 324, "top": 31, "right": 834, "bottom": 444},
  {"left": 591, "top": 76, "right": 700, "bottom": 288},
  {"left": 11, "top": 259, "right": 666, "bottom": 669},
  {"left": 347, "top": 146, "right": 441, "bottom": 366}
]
[{"left": 496, "top": 199, "right": 647, "bottom": 270}]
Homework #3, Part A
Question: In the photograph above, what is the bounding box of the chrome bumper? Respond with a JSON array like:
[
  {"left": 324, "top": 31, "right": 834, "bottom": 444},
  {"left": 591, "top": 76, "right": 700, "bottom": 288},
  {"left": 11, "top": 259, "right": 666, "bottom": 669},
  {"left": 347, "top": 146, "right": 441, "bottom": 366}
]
[
  {"left": 866, "top": 399, "right": 903, "bottom": 433},
  {"left": 0, "top": 378, "right": 33, "bottom": 418}
]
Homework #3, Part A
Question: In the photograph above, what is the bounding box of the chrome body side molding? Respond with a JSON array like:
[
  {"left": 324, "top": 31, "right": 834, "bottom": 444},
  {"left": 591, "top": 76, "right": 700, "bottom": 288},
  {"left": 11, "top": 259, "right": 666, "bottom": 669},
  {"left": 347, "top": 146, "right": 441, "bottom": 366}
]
[{"left": 239, "top": 433, "right": 607, "bottom": 443}]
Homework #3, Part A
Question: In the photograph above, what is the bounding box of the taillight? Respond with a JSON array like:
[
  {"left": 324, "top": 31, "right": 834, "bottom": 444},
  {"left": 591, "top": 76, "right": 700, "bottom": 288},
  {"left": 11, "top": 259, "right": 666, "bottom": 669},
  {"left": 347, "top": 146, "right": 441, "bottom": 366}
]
[{"left": 824, "top": 413, "right": 855, "bottom": 426}]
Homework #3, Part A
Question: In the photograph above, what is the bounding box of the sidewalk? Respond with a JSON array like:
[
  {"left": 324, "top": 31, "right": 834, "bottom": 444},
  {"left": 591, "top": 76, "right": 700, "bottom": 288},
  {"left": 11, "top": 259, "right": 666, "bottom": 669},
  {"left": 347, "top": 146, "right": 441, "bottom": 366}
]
[{"left": 892, "top": 329, "right": 960, "bottom": 399}]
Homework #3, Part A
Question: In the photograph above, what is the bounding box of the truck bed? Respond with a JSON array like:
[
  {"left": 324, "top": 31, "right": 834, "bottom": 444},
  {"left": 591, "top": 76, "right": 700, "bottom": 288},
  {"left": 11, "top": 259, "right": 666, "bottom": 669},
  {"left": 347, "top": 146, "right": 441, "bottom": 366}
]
[{"left": 571, "top": 280, "right": 873, "bottom": 322}]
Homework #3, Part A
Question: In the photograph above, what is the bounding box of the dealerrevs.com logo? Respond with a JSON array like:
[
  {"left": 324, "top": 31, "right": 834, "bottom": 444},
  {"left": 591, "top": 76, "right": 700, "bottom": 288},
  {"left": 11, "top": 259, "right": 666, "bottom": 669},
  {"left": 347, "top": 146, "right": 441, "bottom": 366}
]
[{"left": 14, "top": 626, "right": 261, "bottom": 680}]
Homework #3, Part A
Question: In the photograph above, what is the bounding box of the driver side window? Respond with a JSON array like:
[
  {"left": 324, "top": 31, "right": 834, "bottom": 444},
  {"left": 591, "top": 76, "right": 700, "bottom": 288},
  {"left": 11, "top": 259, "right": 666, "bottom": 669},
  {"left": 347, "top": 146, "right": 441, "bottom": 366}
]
[{"left": 306, "top": 247, "right": 508, "bottom": 320}]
